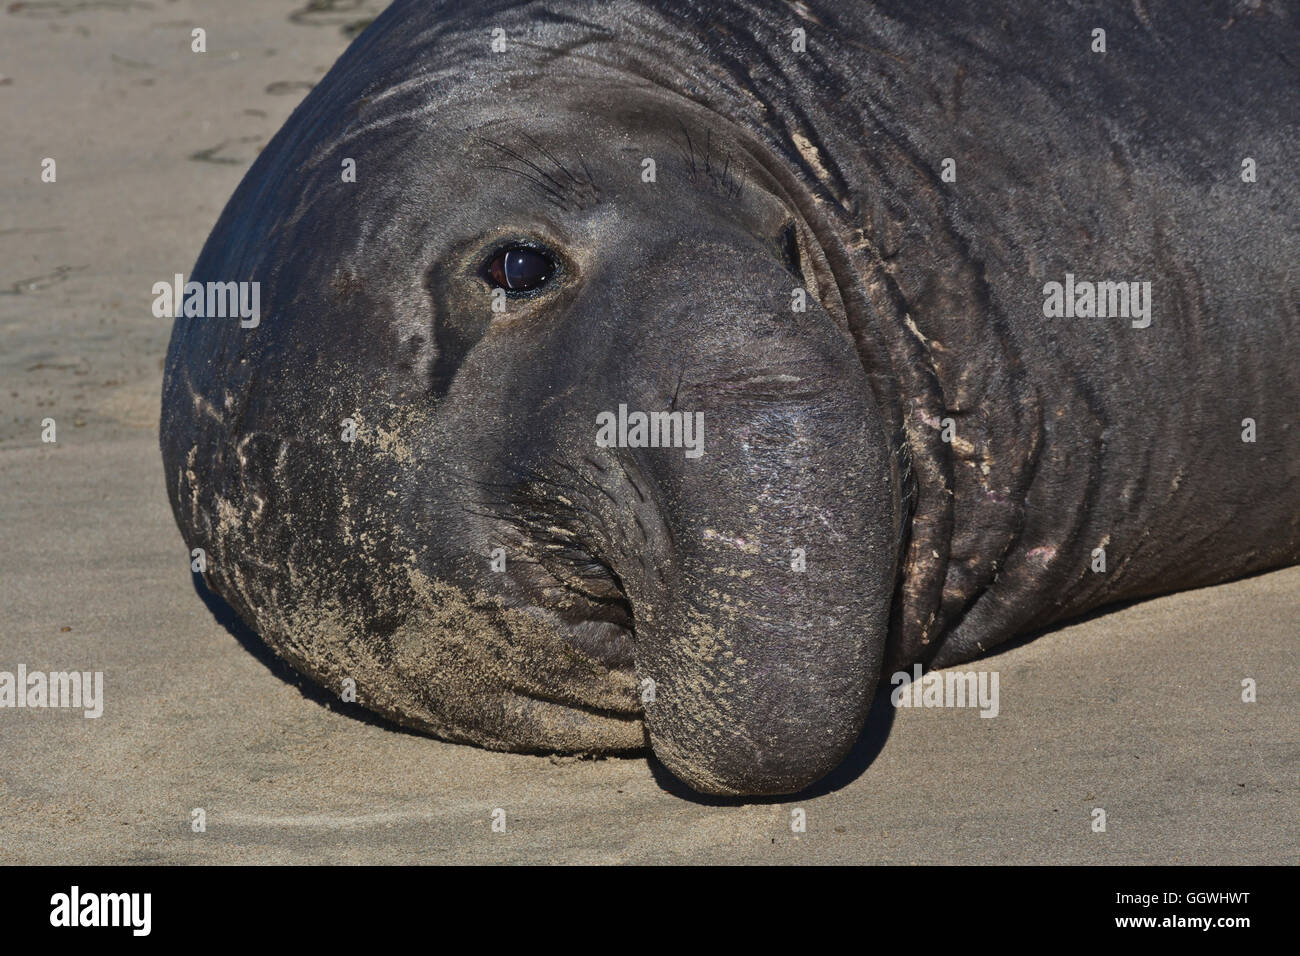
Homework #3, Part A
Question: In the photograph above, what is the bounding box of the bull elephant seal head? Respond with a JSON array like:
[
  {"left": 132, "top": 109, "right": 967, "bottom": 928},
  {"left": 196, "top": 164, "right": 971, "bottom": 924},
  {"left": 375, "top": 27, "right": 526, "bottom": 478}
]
[{"left": 162, "top": 1, "right": 909, "bottom": 796}]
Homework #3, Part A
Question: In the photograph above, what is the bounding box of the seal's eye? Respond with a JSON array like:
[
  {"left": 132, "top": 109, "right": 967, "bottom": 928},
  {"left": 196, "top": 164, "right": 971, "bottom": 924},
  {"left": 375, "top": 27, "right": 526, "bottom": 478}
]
[{"left": 487, "top": 246, "right": 555, "bottom": 292}]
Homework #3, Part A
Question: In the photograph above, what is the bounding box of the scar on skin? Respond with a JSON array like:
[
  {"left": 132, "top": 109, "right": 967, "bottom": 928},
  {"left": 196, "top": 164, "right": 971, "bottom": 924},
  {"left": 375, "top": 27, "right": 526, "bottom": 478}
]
[
  {"left": 702, "top": 528, "right": 761, "bottom": 554},
  {"left": 791, "top": 132, "right": 832, "bottom": 186}
]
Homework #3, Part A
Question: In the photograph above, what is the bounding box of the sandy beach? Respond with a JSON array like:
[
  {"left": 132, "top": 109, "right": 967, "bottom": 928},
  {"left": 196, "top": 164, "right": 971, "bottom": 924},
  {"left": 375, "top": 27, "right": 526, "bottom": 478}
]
[{"left": 1, "top": 0, "right": 1296, "bottom": 865}]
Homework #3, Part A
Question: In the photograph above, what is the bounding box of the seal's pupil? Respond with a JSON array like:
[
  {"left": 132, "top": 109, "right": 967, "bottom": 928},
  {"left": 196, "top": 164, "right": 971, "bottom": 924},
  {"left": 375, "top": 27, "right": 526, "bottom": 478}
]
[{"left": 489, "top": 247, "right": 554, "bottom": 291}]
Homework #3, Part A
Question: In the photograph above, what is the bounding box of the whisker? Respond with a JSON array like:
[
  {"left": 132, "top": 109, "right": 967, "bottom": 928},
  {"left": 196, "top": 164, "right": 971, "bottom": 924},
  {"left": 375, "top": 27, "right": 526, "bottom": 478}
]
[
  {"left": 520, "top": 131, "right": 585, "bottom": 187},
  {"left": 480, "top": 137, "right": 572, "bottom": 196},
  {"left": 480, "top": 163, "right": 570, "bottom": 207}
]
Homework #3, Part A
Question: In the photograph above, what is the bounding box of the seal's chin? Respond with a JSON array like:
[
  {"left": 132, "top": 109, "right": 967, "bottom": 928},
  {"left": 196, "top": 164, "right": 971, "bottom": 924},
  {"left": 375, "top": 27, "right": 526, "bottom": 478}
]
[
  {"left": 483, "top": 607, "right": 644, "bottom": 754},
  {"left": 488, "top": 547, "right": 643, "bottom": 749},
  {"left": 499, "top": 687, "right": 645, "bottom": 753}
]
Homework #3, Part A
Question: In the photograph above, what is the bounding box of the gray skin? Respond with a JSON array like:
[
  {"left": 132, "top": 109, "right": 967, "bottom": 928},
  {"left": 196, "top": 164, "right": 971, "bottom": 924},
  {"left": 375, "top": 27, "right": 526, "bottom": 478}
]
[{"left": 161, "top": 0, "right": 1300, "bottom": 796}]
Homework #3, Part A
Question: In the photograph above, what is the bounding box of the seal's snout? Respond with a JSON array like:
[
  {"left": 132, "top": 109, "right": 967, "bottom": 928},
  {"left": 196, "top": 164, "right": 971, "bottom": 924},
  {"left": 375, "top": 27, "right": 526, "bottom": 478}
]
[
  {"left": 649, "top": 673, "right": 861, "bottom": 796},
  {"left": 599, "top": 343, "right": 899, "bottom": 796},
  {"left": 631, "top": 541, "right": 886, "bottom": 796}
]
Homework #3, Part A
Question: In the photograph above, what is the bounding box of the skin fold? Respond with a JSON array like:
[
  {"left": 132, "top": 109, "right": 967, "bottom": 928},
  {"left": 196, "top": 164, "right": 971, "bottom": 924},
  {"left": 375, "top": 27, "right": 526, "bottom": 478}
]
[{"left": 162, "top": 0, "right": 1299, "bottom": 796}]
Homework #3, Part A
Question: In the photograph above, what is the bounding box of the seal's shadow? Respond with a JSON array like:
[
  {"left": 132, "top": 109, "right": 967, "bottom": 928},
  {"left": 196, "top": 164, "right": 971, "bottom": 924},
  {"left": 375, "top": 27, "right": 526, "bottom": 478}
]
[
  {"left": 190, "top": 571, "right": 422, "bottom": 737},
  {"left": 201, "top": 567, "right": 1207, "bottom": 804},
  {"left": 645, "top": 580, "right": 1268, "bottom": 805}
]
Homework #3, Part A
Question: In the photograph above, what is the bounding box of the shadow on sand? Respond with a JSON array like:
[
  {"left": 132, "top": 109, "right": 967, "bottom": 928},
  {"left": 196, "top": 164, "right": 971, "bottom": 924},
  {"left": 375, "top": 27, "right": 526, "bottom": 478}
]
[
  {"left": 194, "top": 568, "right": 1248, "bottom": 804},
  {"left": 190, "top": 570, "right": 423, "bottom": 738}
]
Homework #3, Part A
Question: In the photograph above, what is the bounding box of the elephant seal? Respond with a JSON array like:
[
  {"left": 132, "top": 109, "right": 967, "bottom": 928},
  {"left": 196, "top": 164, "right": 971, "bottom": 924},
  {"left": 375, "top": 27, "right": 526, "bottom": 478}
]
[{"left": 161, "top": 0, "right": 1300, "bottom": 796}]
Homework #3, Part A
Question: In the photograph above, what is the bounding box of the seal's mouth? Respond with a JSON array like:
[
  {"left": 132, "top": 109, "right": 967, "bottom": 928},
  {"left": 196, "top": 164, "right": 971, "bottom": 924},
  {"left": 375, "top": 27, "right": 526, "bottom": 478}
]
[
  {"left": 492, "top": 473, "right": 638, "bottom": 674},
  {"left": 527, "top": 546, "right": 636, "bottom": 672},
  {"left": 502, "top": 533, "right": 638, "bottom": 675}
]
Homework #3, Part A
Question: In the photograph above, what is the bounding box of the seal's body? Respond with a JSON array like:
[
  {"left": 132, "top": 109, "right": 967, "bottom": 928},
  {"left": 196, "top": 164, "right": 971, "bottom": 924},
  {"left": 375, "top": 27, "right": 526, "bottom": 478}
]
[{"left": 162, "top": 0, "right": 1299, "bottom": 795}]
